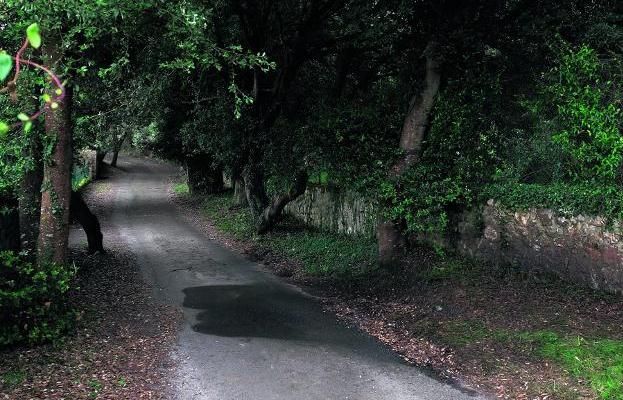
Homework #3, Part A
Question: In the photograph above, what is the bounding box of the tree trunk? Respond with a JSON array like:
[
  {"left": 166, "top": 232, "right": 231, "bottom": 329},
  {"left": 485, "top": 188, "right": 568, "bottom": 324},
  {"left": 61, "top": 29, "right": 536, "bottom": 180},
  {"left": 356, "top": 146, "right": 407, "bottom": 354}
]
[
  {"left": 243, "top": 161, "right": 269, "bottom": 220},
  {"left": 233, "top": 178, "right": 248, "bottom": 207},
  {"left": 110, "top": 149, "right": 120, "bottom": 168},
  {"left": 70, "top": 191, "right": 103, "bottom": 254},
  {"left": 18, "top": 132, "right": 43, "bottom": 259},
  {"left": 257, "top": 170, "right": 308, "bottom": 234},
  {"left": 187, "top": 155, "right": 224, "bottom": 195},
  {"left": 38, "top": 39, "right": 72, "bottom": 265},
  {"left": 0, "top": 196, "right": 20, "bottom": 252},
  {"left": 377, "top": 40, "right": 442, "bottom": 269},
  {"left": 95, "top": 150, "right": 107, "bottom": 178}
]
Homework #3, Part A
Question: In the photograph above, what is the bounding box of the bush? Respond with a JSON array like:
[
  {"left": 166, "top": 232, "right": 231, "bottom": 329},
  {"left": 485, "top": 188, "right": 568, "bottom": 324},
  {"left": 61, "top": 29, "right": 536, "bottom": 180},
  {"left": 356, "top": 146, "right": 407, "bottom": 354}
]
[
  {"left": 483, "top": 182, "right": 623, "bottom": 221},
  {"left": 0, "top": 251, "right": 76, "bottom": 347},
  {"left": 524, "top": 42, "right": 623, "bottom": 183}
]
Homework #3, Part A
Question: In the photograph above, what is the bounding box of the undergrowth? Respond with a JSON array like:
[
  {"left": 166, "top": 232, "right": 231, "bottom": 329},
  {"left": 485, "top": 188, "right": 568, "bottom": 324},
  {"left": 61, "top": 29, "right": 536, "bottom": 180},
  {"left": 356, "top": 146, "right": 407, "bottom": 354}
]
[
  {"left": 429, "top": 320, "right": 623, "bottom": 399},
  {"left": 195, "top": 188, "right": 623, "bottom": 399},
  {"left": 201, "top": 191, "right": 377, "bottom": 278},
  {"left": 172, "top": 182, "right": 189, "bottom": 196}
]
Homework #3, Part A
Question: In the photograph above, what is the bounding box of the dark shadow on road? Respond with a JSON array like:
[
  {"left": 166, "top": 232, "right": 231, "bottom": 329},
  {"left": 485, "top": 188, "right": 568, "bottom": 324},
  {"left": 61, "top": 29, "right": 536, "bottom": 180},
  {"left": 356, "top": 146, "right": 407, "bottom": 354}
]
[{"left": 183, "top": 284, "right": 311, "bottom": 340}]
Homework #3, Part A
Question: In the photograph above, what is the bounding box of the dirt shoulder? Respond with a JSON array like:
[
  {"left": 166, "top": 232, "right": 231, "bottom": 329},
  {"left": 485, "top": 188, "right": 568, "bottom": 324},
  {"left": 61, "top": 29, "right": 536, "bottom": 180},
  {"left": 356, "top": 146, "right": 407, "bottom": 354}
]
[
  {"left": 0, "top": 174, "right": 181, "bottom": 399},
  {"left": 172, "top": 190, "right": 623, "bottom": 400}
]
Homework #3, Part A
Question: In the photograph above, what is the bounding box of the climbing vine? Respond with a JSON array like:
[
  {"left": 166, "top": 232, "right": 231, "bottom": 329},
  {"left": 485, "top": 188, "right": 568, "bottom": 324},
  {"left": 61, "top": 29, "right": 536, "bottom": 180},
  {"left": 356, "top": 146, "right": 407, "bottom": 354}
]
[{"left": 0, "top": 23, "right": 65, "bottom": 135}]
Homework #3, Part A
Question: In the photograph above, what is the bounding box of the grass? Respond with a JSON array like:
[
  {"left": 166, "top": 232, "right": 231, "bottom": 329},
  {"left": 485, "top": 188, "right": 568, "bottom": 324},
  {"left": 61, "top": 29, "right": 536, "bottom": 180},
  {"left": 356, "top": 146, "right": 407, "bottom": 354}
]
[
  {"left": 172, "top": 182, "right": 190, "bottom": 196},
  {"left": 520, "top": 331, "right": 623, "bottom": 400},
  {"left": 201, "top": 191, "right": 377, "bottom": 278},
  {"left": 434, "top": 321, "right": 623, "bottom": 400},
  {"left": 186, "top": 187, "right": 623, "bottom": 399},
  {"left": 1, "top": 370, "right": 27, "bottom": 389},
  {"left": 88, "top": 378, "right": 103, "bottom": 398},
  {"left": 417, "top": 258, "right": 477, "bottom": 281}
]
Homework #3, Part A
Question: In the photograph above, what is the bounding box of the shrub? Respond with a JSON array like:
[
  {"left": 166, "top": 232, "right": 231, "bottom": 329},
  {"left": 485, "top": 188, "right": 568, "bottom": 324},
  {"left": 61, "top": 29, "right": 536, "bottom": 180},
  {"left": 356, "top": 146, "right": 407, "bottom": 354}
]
[
  {"left": 0, "top": 251, "right": 76, "bottom": 347},
  {"left": 525, "top": 42, "right": 623, "bottom": 183}
]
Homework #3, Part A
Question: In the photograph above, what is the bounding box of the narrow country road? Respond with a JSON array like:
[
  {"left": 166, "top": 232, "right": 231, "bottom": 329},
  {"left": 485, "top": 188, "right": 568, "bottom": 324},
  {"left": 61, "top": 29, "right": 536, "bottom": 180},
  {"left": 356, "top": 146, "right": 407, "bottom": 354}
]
[{"left": 103, "top": 156, "right": 486, "bottom": 400}]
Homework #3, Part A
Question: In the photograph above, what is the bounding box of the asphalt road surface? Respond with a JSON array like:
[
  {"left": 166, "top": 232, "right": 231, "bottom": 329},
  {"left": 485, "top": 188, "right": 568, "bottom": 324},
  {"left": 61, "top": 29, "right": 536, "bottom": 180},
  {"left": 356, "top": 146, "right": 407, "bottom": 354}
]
[{"left": 101, "top": 156, "right": 487, "bottom": 400}]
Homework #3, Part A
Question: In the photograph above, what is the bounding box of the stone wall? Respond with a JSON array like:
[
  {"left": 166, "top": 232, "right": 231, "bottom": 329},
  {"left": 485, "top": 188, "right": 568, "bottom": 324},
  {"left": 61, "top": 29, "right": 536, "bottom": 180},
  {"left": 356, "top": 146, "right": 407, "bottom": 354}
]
[
  {"left": 282, "top": 185, "right": 623, "bottom": 293},
  {"left": 285, "top": 186, "right": 376, "bottom": 237},
  {"left": 456, "top": 200, "right": 623, "bottom": 294},
  {"left": 77, "top": 149, "right": 98, "bottom": 180}
]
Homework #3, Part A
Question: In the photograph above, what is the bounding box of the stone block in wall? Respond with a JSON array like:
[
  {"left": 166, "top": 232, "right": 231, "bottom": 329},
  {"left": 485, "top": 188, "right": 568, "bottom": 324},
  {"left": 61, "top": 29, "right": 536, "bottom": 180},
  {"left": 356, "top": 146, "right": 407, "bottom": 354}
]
[
  {"left": 456, "top": 201, "right": 623, "bottom": 294},
  {"left": 284, "top": 186, "right": 376, "bottom": 237},
  {"left": 78, "top": 149, "right": 98, "bottom": 180}
]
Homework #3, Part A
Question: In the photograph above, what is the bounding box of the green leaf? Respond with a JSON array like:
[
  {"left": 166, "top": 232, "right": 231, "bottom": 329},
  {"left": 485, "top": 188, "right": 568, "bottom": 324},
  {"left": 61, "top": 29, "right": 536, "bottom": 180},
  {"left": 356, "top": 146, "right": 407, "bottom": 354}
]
[
  {"left": 17, "top": 113, "right": 30, "bottom": 122},
  {"left": 0, "top": 52, "right": 12, "bottom": 82},
  {"left": 0, "top": 121, "right": 9, "bottom": 136},
  {"left": 26, "top": 23, "right": 42, "bottom": 49},
  {"left": 23, "top": 121, "right": 33, "bottom": 133}
]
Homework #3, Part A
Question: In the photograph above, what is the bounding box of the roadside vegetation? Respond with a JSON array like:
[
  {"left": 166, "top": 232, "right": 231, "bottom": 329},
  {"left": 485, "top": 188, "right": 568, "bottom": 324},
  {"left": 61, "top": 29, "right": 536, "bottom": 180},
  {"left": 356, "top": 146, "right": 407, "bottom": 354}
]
[
  {"left": 174, "top": 185, "right": 623, "bottom": 399},
  {"left": 0, "top": 1, "right": 622, "bottom": 399}
]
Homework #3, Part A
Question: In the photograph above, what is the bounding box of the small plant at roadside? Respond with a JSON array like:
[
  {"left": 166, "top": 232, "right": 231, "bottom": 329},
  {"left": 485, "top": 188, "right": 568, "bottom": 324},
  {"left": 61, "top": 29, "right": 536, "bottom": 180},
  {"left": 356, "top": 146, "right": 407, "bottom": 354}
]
[
  {"left": 0, "top": 251, "right": 77, "bottom": 347},
  {"left": 172, "top": 182, "right": 190, "bottom": 196},
  {"left": 88, "top": 378, "right": 103, "bottom": 398},
  {"left": 0, "top": 370, "right": 27, "bottom": 390}
]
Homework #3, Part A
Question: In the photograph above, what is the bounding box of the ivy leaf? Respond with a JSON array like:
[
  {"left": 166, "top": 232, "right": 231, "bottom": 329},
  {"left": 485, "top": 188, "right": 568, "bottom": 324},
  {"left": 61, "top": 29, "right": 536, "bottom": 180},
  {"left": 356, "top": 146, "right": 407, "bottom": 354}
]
[
  {"left": 0, "top": 121, "right": 9, "bottom": 136},
  {"left": 26, "top": 23, "right": 42, "bottom": 49},
  {"left": 23, "top": 121, "right": 33, "bottom": 133},
  {"left": 0, "top": 52, "right": 12, "bottom": 82},
  {"left": 17, "top": 113, "right": 30, "bottom": 122}
]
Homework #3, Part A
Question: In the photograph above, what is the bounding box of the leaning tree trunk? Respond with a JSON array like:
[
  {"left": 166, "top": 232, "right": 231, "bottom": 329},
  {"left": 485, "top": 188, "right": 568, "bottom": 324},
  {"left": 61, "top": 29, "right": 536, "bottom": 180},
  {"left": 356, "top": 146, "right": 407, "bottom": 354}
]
[
  {"left": 38, "top": 40, "right": 73, "bottom": 265},
  {"left": 377, "top": 40, "right": 442, "bottom": 269},
  {"left": 110, "top": 133, "right": 129, "bottom": 168},
  {"left": 18, "top": 131, "right": 44, "bottom": 259},
  {"left": 257, "top": 170, "right": 308, "bottom": 234},
  {"left": 70, "top": 191, "right": 103, "bottom": 254}
]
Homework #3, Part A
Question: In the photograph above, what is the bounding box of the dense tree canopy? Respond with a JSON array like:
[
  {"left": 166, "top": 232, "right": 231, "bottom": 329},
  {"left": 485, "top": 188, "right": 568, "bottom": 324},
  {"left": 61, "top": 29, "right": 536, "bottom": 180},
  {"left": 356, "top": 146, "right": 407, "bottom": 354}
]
[{"left": 0, "top": 0, "right": 621, "bottom": 264}]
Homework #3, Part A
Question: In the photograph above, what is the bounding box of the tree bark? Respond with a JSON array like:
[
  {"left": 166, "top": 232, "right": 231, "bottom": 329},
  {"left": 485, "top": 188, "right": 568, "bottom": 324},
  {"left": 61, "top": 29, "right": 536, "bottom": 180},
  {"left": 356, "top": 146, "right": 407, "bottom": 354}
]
[
  {"left": 110, "top": 149, "right": 120, "bottom": 168},
  {"left": 70, "top": 191, "right": 103, "bottom": 254},
  {"left": 0, "top": 196, "right": 20, "bottom": 252},
  {"left": 110, "top": 132, "right": 129, "bottom": 168},
  {"left": 186, "top": 155, "right": 224, "bottom": 195},
  {"left": 243, "top": 161, "right": 269, "bottom": 220},
  {"left": 18, "top": 133, "right": 43, "bottom": 259},
  {"left": 377, "top": 40, "right": 442, "bottom": 269},
  {"left": 257, "top": 170, "right": 308, "bottom": 234},
  {"left": 38, "top": 39, "right": 73, "bottom": 265},
  {"left": 95, "top": 150, "right": 107, "bottom": 178},
  {"left": 233, "top": 177, "right": 248, "bottom": 207}
]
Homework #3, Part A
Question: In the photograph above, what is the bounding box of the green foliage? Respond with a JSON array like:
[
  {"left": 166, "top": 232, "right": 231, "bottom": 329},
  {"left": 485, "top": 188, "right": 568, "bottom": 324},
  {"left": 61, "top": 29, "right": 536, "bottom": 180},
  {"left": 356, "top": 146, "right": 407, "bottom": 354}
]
[
  {"left": 26, "top": 23, "right": 41, "bottom": 49},
  {"left": 520, "top": 331, "right": 623, "bottom": 399},
  {"left": 172, "top": 182, "right": 189, "bottom": 196},
  {"left": 484, "top": 182, "right": 623, "bottom": 221},
  {"left": 0, "top": 370, "right": 27, "bottom": 389},
  {"left": 381, "top": 66, "right": 504, "bottom": 234},
  {"left": 0, "top": 251, "right": 77, "bottom": 348},
  {"left": 72, "top": 163, "right": 91, "bottom": 191},
  {"left": 526, "top": 43, "right": 623, "bottom": 182},
  {"left": 0, "top": 52, "right": 12, "bottom": 82},
  {"left": 201, "top": 192, "right": 377, "bottom": 278}
]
